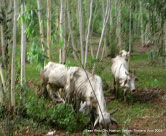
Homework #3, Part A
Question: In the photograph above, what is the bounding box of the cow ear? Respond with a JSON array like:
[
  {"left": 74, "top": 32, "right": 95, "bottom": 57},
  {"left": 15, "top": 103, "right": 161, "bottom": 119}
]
[
  {"left": 124, "top": 79, "right": 127, "bottom": 85},
  {"left": 94, "top": 117, "right": 99, "bottom": 128},
  {"left": 135, "top": 77, "right": 139, "bottom": 82},
  {"left": 119, "top": 51, "right": 123, "bottom": 57},
  {"left": 127, "top": 51, "right": 130, "bottom": 56}
]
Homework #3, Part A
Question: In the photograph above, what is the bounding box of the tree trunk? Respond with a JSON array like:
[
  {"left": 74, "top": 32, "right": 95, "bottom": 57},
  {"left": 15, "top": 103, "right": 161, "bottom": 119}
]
[
  {"left": 47, "top": 0, "right": 51, "bottom": 60},
  {"left": 0, "top": 82, "right": 3, "bottom": 104},
  {"left": 66, "top": 0, "right": 78, "bottom": 62},
  {"left": 140, "top": 1, "right": 144, "bottom": 47},
  {"left": 21, "top": 0, "right": 26, "bottom": 104},
  {"left": 0, "top": 64, "right": 6, "bottom": 96},
  {"left": 116, "top": 0, "right": 122, "bottom": 51},
  {"left": 92, "top": 0, "right": 110, "bottom": 74},
  {"left": 84, "top": 0, "right": 93, "bottom": 68},
  {"left": 0, "top": 25, "right": 5, "bottom": 63},
  {"left": 11, "top": 0, "right": 17, "bottom": 107},
  {"left": 129, "top": 1, "right": 132, "bottom": 52},
  {"left": 59, "top": 0, "right": 66, "bottom": 64},
  {"left": 163, "top": 20, "right": 166, "bottom": 54},
  {"left": 37, "top": 0, "right": 45, "bottom": 52},
  {"left": 109, "top": 0, "right": 113, "bottom": 33},
  {"left": 78, "top": 0, "right": 84, "bottom": 65},
  {"left": 62, "top": 0, "right": 66, "bottom": 64}
]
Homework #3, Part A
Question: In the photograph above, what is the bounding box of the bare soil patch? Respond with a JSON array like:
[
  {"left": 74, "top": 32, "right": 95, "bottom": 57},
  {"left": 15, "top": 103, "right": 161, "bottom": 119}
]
[
  {"left": 133, "top": 42, "right": 155, "bottom": 54},
  {"left": 132, "top": 87, "right": 166, "bottom": 105}
]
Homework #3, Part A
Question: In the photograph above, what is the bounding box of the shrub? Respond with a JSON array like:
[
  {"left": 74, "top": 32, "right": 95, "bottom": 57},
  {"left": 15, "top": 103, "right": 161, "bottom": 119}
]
[
  {"left": 25, "top": 90, "right": 89, "bottom": 132},
  {"left": 0, "top": 104, "right": 6, "bottom": 119}
]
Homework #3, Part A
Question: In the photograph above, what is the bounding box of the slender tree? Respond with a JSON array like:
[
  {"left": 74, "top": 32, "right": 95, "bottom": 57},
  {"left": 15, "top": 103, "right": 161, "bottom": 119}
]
[
  {"left": 0, "top": 63, "right": 6, "bottom": 97},
  {"left": 0, "top": 82, "right": 3, "bottom": 104},
  {"left": 66, "top": 0, "right": 78, "bottom": 62},
  {"left": 116, "top": 0, "right": 122, "bottom": 51},
  {"left": 47, "top": 0, "right": 51, "bottom": 60},
  {"left": 78, "top": 0, "right": 84, "bottom": 65},
  {"left": 0, "top": 25, "right": 5, "bottom": 63},
  {"left": 140, "top": 0, "right": 144, "bottom": 47},
  {"left": 20, "top": 0, "right": 26, "bottom": 104},
  {"left": 92, "top": 0, "right": 110, "bottom": 74},
  {"left": 129, "top": 1, "right": 132, "bottom": 52},
  {"left": 11, "top": 0, "right": 17, "bottom": 107},
  {"left": 59, "top": 0, "right": 66, "bottom": 64},
  {"left": 84, "top": 0, "right": 93, "bottom": 67},
  {"left": 37, "top": 0, "right": 45, "bottom": 52}
]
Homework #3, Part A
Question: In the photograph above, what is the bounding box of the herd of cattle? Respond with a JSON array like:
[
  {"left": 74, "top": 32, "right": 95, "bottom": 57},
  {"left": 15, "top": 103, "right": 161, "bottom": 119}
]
[{"left": 40, "top": 50, "right": 139, "bottom": 134}]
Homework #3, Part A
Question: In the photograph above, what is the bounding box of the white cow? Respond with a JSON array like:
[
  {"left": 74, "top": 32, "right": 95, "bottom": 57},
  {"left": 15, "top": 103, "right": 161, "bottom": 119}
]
[
  {"left": 65, "top": 67, "right": 117, "bottom": 132},
  {"left": 40, "top": 62, "right": 68, "bottom": 103},
  {"left": 40, "top": 62, "right": 94, "bottom": 114},
  {"left": 111, "top": 55, "right": 138, "bottom": 101},
  {"left": 119, "top": 50, "right": 130, "bottom": 60}
]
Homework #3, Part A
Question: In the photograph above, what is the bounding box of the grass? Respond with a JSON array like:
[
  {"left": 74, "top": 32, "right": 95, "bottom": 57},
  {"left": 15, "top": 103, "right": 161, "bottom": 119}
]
[{"left": 10, "top": 40, "right": 166, "bottom": 134}]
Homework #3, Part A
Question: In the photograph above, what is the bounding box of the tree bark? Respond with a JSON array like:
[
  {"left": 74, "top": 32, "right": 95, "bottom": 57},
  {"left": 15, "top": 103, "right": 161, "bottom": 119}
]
[
  {"left": 37, "top": 0, "right": 45, "bottom": 52},
  {"left": 59, "top": 0, "right": 66, "bottom": 64},
  {"left": 84, "top": 0, "right": 93, "bottom": 67},
  {"left": 47, "top": 0, "right": 51, "bottom": 60},
  {"left": 163, "top": 20, "right": 166, "bottom": 54},
  {"left": 129, "top": 1, "right": 132, "bottom": 52},
  {"left": 140, "top": 1, "right": 144, "bottom": 47},
  {"left": 11, "top": 0, "right": 17, "bottom": 107},
  {"left": 0, "top": 82, "right": 3, "bottom": 104},
  {"left": 78, "top": 0, "right": 84, "bottom": 65},
  {"left": 0, "top": 25, "right": 5, "bottom": 63},
  {"left": 116, "top": 0, "right": 122, "bottom": 51},
  {"left": 0, "top": 64, "right": 6, "bottom": 95},
  {"left": 66, "top": 0, "right": 78, "bottom": 62},
  {"left": 21, "top": 0, "right": 26, "bottom": 105}
]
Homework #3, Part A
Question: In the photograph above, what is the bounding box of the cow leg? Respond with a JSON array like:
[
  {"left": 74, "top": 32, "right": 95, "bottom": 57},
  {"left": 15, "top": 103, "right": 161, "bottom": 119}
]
[
  {"left": 116, "top": 82, "right": 119, "bottom": 99},
  {"left": 47, "top": 83, "right": 57, "bottom": 103},
  {"left": 39, "top": 83, "right": 49, "bottom": 98},
  {"left": 55, "top": 91, "right": 65, "bottom": 103},
  {"left": 123, "top": 89, "right": 127, "bottom": 102},
  {"left": 113, "top": 77, "right": 116, "bottom": 93},
  {"left": 89, "top": 110, "right": 95, "bottom": 129}
]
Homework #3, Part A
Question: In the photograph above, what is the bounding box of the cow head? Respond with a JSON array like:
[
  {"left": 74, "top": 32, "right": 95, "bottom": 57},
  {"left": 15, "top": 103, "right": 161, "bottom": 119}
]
[
  {"left": 119, "top": 50, "right": 130, "bottom": 60},
  {"left": 122, "top": 71, "right": 139, "bottom": 92},
  {"left": 94, "top": 109, "right": 118, "bottom": 130},
  {"left": 94, "top": 112, "right": 111, "bottom": 129}
]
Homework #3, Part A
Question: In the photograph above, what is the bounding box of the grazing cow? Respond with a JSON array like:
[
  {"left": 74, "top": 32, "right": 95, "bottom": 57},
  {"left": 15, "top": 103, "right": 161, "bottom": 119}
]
[
  {"left": 40, "top": 62, "right": 94, "bottom": 115},
  {"left": 119, "top": 50, "right": 130, "bottom": 60},
  {"left": 111, "top": 55, "right": 138, "bottom": 101},
  {"left": 40, "top": 62, "right": 68, "bottom": 103},
  {"left": 65, "top": 67, "right": 118, "bottom": 132}
]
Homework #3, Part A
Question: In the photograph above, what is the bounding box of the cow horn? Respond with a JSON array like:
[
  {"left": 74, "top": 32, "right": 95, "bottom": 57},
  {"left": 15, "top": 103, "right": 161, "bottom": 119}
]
[
  {"left": 110, "top": 117, "right": 118, "bottom": 128},
  {"left": 125, "top": 71, "right": 129, "bottom": 76},
  {"left": 94, "top": 116, "right": 99, "bottom": 128},
  {"left": 133, "top": 70, "right": 136, "bottom": 75},
  {"left": 110, "top": 108, "right": 118, "bottom": 116}
]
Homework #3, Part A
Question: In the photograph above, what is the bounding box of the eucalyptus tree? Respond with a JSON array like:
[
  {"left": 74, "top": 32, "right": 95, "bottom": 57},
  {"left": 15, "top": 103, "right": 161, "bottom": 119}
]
[
  {"left": 0, "top": 0, "right": 13, "bottom": 105},
  {"left": 59, "top": 0, "right": 66, "bottom": 64},
  {"left": 92, "top": 0, "right": 110, "bottom": 74},
  {"left": 37, "top": 0, "right": 45, "bottom": 52},
  {"left": 20, "top": 0, "right": 26, "bottom": 104},
  {"left": 0, "top": 82, "right": 3, "bottom": 104},
  {"left": 84, "top": 0, "right": 93, "bottom": 67},
  {"left": 11, "top": 0, "right": 17, "bottom": 107},
  {"left": 78, "top": 0, "right": 84, "bottom": 65},
  {"left": 47, "top": 0, "right": 51, "bottom": 60}
]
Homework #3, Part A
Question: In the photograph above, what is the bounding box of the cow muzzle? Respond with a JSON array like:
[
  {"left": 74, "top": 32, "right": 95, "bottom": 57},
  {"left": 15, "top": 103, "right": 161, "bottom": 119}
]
[{"left": 131, "top": 89, "right": 136, "bottom": 92}]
